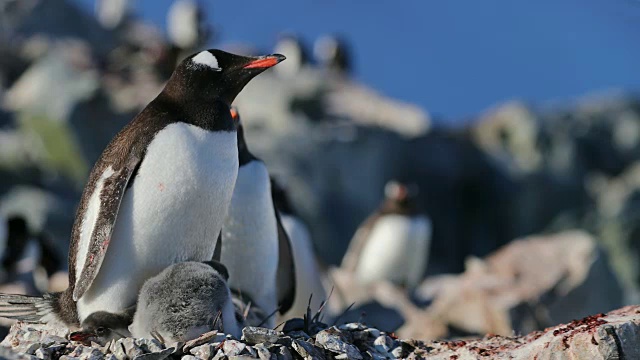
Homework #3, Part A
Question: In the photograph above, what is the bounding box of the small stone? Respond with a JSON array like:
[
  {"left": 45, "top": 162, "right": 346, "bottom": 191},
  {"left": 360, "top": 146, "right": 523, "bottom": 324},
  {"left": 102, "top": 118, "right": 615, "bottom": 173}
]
[
  {"left": 286, "top": 331, "right": 310, "bottom": 340},
  {"left": 135, "top": 338, "right": 166, "bottom": 353},
  {"left": 391, "top": 347, "right": 403, "bottom": 358},
  {"left": 181, "top": 356, "right": 198, "bottom": 360},
  {"left": 315, "top": 328, "right": 362, "bottom": 360},
  {"left": 223, "top": 340, "right": 246, "bottom": 356},
  {"left": 23, "top": 343, "right": 42, "bottom": 355},
  {"left": 275, "top": 337, "right": 292, "bottom": 347},
  {"left": 242, "top": 327, "right": 284, "bottom": 345},
  {"left": 254, "top": 343, "right": 274, "bottom": 360},
  {"left": 365, "top": 328, "right": 381, "bottom": 338},
  {"left": 211, "top": 350, "right": 227, "bottom": 360},
  {"left": 291, "top": 339, "right": 325, "bottom": 360},
  {"left": 243, "top": 346, "right": 257, "bottom": 357},
  {"left": 35, "top": 345, "right": 66, "bottom": 359},
  {"left": 41, "top": 335, "right": 69, "bottom": 346},
  {"left": 133, "top": 348, "right": 175, "bottom": 360},
  {"left": 272, "top": 346, "right": 292, "bottom": 360},
  {"left": 338, "top": 323, "right": 365, "bottom": 331},
  {"left": 374, "top": 335, "right": 394, "bottom": 353},
  {"left": 79, "top": 348, "right": 104, "bottom": 360},
  {"left": 190, "top": 344, "right": 216, "bottom": 360}
]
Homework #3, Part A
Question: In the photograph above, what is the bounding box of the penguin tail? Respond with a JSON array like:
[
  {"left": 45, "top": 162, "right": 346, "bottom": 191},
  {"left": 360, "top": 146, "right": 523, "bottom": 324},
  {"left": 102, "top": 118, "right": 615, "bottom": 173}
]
[{"left": 0, "top": 293, "right": 57, "bottom": 323}]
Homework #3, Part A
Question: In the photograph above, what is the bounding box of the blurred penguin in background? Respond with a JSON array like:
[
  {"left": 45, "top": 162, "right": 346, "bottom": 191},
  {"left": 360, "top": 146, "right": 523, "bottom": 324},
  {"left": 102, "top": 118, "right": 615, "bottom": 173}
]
[
  {"left": 0, "top": 216, "right": 64, "bottom": 295},
  {"left": 342, "top": 181, "right": 432, "bottom": 289},
  {"left": 314, "top": 35, "right": 352, "bottom": 75},
  {"left": 167, "top": 1, "right": 211, "bottom": 55},
  {"left": 273, "top": 33, "right": 310, "bottom": 79},
  {"left": 95, "top": 0, "right": 130, "bottom": 30},
  {"left": 271, "top": 178, "right": 328, "bottom": 321}
]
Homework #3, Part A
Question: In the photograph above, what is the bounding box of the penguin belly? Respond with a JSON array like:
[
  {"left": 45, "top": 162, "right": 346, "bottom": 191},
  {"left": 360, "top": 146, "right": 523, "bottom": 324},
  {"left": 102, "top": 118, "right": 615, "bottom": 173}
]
[
  {"left": 355, "top": 214, "right": 431, "bottom": 288},
  {"left": 77, "top": 123, "right": 238, "bottom": 321},
  {"left": 279, "top": 215, "right": 326, "bottom": 320},
  {"left": 221, "top": 161, "right": 279, "bottom": 324}
]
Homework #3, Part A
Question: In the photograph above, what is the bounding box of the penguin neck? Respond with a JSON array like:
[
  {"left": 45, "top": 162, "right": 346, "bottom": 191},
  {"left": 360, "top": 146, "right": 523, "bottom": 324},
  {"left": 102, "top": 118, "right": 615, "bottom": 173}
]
[
  {"left": 156, "top": 91, "right": 235, "bottom": 132},
  {"left": 379, "top": 197, "right": 421, "bottom": 216},
  {"left": 237, "top": 126, "right": 257, "bottom": 166}
]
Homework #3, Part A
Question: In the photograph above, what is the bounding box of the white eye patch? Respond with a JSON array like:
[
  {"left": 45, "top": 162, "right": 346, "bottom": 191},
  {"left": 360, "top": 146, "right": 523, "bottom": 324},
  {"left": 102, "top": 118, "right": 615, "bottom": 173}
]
[{"left": 191, "top": 51, "right": 222, "bottom": 71}]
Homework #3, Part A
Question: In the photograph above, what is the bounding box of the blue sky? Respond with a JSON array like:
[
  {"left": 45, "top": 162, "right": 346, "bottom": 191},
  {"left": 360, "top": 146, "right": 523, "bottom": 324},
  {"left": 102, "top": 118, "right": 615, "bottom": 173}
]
[{"left": 75, "top": 0, "right": 640, "bottom": 121}]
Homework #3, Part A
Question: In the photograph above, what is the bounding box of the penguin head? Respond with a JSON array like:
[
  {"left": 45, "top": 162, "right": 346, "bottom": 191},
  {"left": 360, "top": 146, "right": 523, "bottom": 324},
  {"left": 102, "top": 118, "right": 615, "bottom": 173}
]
[
  {"left": 70, "top": 311, "right": 132, "bottom": 345},
  {"left": 166, "top": 49, "right": 285, "bottom": 105},
  {"left": 384, "top": 180, "right": 419, "bottom": 203},
  {"left": 202, "top": 260, "right": 230, "bottom": 281}
]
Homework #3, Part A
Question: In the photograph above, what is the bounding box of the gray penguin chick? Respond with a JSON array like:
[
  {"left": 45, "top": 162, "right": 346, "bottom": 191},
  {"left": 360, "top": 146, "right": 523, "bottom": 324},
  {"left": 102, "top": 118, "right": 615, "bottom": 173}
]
[{"left": 129, "top": 261, "right": 240, "bottom": 343}]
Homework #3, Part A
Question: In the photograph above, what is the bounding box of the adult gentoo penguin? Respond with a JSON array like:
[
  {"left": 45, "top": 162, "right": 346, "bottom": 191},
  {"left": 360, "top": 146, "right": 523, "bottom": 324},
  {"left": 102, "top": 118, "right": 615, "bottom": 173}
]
[
  {"left": 0, "top": 50, "right": 285, "bottom": 326},
  {"left": 271, "top": 179, "right": 327, "bottom": 321},
  {"left": 341, "top": 181, "right": 432, "bottom": 288},
  {"left": 220, "top": 108, "right": 296, "bottom": 328}
]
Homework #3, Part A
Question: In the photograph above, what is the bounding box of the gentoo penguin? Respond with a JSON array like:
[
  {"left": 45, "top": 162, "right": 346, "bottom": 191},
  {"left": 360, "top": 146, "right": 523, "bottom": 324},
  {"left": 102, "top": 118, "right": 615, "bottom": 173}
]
[
  {"left": 95, "top": 0, "right": 130, "bottom": 29},
  {"left": 313, "top": 35, "right": 352, "bottom": 75},
  {"left": 0, "top": 49, "right": 285, "bottom": 327},
  {"left": 130, "top": 261, "right": 240, "bottom": 342},
  {"left": 70, "top": 261, "right": 237, "bottom": 345},
  {"left": 273, "top": 34, "right": 309, "bottom": 78},
  {"left": 220, "top": 108, "right": 296, "bottom": 328},
  {"left": 167, "top": 0, "right": 211, "bottom": 51},
  {"left": 341, "top": 181, "right": 432, "bottom": 288},
  {"left": 271, "top": 179, "right": 327, "bottom": 321}
]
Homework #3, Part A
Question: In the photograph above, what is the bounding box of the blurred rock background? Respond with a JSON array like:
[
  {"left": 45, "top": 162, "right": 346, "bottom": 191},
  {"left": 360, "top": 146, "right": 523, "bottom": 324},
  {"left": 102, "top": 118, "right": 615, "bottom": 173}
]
[{"left": 0, "top": 0, "right": 638, "bottom": 341}]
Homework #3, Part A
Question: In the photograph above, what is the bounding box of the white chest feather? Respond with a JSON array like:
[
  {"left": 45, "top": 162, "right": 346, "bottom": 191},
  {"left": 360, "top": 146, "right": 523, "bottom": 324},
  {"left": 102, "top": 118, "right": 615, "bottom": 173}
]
[
  {"left": 355, "top": 214, "right": 432, "bottom": 288},
  {"left": 77, "top": 123, "right": 238, "bottom": 321},
  {"left": 221, "top": 161, "right": 279, "bottom": 312}
]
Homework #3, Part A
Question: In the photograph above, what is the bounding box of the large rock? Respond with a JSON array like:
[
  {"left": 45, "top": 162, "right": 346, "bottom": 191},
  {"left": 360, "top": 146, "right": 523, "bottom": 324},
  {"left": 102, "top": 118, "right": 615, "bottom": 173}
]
[{"left": 416, "top": 230, "right": 623, "bottom": 336}]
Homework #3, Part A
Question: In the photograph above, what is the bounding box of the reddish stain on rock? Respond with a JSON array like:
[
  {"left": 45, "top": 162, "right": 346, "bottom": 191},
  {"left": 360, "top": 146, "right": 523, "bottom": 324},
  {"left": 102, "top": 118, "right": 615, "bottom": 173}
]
[
  {"left": 552, "top": 313, "right": 607, "bottom": 349},
  {"left": 158, "top": 183, "right": 165, "bottom": 192}
]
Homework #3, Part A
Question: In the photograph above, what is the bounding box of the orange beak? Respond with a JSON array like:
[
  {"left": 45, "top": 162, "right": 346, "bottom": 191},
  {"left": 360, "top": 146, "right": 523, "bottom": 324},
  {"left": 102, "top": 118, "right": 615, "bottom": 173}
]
[
  {"left": 230, "top": 108, "right": 239, "bottom": 121},
  {"left": 243, "top": 54, "right": 286, "bottom": 69}
]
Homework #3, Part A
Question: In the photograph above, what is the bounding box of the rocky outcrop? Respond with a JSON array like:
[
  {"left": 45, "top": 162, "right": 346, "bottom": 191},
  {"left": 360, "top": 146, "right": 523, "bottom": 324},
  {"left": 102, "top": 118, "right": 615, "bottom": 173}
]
[
  {"left": 2, "top": 305, "right": 640, "bottom": 359},
  {"left": 328, "top": 230, "right": 623, "bottom": 340}
]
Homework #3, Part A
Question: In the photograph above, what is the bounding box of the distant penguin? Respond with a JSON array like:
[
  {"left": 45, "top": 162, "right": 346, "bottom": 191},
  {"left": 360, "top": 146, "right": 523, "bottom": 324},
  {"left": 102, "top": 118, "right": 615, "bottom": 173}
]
[
  {"left": 313, "top": 35, "right": 352, "bottom": 75},
  {"left": 129, "top": 261, "right": 240, "bottom": 342},
  {"left": 167, "top": 0, "right": 211, "bottom": 51},
  {"left": 95, "top": 0, "right": 130, "bottom": 30},
  {"left": 271, "top": 179, "right": 327, "bottom": 321},
  {"left": 0, "top": 50, "right": 285, "bottom": 327},
  {"left": 273, "top": 34, "right": 309, "bottom": 78},
  {"left": 342, "top": 181, "right": 432, "bottom": 288},
  {"left": 220, "top": 108, "right": 296, "bottom": 328}
]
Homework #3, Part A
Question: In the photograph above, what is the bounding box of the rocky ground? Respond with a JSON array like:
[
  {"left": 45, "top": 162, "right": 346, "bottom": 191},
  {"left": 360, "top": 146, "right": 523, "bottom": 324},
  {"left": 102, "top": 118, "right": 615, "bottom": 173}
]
[{"left": 1, "top": 305, "right": 639, "bottom": 360}]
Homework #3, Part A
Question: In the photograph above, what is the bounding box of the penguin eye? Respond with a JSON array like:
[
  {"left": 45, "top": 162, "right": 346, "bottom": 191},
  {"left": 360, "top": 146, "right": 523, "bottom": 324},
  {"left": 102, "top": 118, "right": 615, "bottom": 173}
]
[{"left": 95, "top": 327, "right": 107, "bottom": 336}]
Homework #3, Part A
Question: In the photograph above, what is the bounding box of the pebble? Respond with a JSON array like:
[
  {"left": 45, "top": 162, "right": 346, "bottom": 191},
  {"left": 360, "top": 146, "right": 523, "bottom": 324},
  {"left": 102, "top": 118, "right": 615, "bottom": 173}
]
[
  {"left": 223, "top": 339, "right": 246, "bottom": 356},
  {"left": 190, "top": 344, "right": 216, "bottom": 360},
  {"left": 315, "top": 327, "right": 362, "bottom": 360},
  {"left": 242, "top": 327, "right": 284, "bottom": 345}
]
